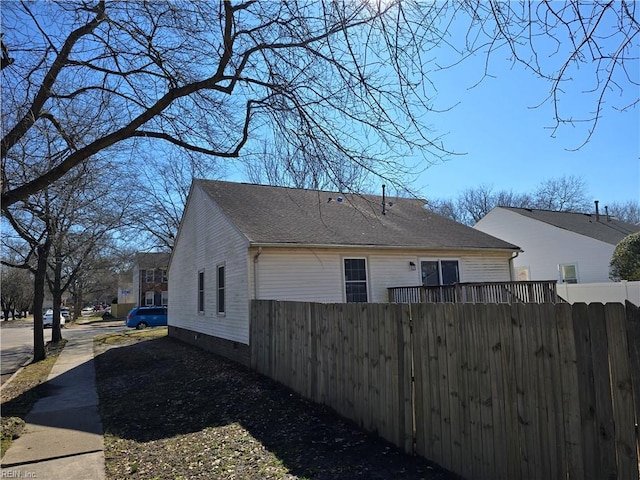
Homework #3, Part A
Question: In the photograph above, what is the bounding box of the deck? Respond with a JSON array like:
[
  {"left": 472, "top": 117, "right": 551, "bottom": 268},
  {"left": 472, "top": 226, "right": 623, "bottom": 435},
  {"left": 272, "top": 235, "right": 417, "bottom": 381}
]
[{"left": 388, "top": 280, "right": 564, "bottom": 304}]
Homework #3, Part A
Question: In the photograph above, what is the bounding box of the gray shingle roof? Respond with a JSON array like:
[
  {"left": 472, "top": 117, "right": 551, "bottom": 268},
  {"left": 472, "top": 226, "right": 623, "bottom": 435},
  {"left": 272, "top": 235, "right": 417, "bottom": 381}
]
[
  {"left": 135, "top": 252, "right": 170, "bottom": 268},
  {"left": 500, "top": 207, "right": 640, "bottom": 245},
  {"left": 196, "top": 180, "right": 519, "bottom": 251}
]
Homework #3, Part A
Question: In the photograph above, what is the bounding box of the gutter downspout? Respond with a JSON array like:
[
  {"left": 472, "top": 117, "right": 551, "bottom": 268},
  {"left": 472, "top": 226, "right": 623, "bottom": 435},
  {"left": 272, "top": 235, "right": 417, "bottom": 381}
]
[
  {"left": 509, "top": 250, "right": 521, "bottom": 281},
  {"left": 253, "top": 247, "right": 263, "bottom": 299}
]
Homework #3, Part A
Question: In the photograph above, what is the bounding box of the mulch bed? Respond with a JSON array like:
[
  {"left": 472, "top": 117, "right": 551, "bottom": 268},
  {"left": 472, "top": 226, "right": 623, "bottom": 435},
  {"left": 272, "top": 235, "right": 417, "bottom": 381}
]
[{"left": 95, "top": 335, "right": 462, "bottom": 479}]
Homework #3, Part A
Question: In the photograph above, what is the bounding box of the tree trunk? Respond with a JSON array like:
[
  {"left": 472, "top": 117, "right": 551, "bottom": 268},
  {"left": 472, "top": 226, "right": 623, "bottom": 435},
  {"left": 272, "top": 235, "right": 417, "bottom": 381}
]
[
  {"left": 51, "top": 261, "right": 63, "bottom": 343},
  {"left": 32, "top": 244, "right": 48, "bottom": 361}
]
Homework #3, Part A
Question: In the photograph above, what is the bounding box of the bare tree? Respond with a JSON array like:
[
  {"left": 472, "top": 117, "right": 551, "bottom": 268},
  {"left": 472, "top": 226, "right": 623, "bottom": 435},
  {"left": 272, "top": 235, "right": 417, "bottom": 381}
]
[
  {"left": 124, "top": 149, "right": 221, "bottom": 251},
  {"left": 3, "top": 152, "right": 129, "bottom": 355},
  {"left": 1, "top": 1, "right": 450, "bottom": 208},
  {"left": 426, "top": 175, "right": 612, "bottom": 225},
  {"left": 1, "top": 263, "right": 33, "bottom": 320},
  {"left": 45, "top": 180, "right": 128, "bottom": 341},
  {"left": 607, "top": 200, "right": 640, "bottom": 225},
  {"left": 428, "top": 184, "right": 532, "bottom": 225},
  {"left": 3, "top": 209, "right": 51, "bottom": 361},
  {"left": 2, "top": 1, "right": 637, "bottom": 207},
  {"left": 532, "top": 175, "right": 591, "bottom": 212},
  {"left": 245, "top": 140, "right": 372, "bottom": 192},
  {"left": 67, "top": 244, "right": 126, "bottom": 317}
]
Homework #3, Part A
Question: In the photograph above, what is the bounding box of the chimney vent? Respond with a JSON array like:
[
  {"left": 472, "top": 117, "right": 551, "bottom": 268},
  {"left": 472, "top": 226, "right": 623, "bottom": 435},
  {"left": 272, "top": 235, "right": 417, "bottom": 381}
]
[
  {"left": 594, "top": 200, "right": 600, "bottom": 221},
  {"left": 605, "top": 205, "right": 611, "bottom": 222}
]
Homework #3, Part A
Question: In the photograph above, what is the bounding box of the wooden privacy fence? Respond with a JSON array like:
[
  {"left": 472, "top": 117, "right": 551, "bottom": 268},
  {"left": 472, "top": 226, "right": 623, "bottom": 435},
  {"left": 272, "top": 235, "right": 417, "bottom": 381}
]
[{"left": 250, "top": 300, "right": 640, "bottom": 480}]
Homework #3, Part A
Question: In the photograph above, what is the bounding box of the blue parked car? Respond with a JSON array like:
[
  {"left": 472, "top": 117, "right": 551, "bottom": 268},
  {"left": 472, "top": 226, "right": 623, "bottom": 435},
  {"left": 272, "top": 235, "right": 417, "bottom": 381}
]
[{"left": 125, "top": 306, "right": 168, "bottom": 329}]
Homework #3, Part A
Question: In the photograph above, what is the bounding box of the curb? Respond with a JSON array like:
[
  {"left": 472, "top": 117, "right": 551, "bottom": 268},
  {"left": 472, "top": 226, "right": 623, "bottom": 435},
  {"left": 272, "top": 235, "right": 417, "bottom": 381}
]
[{"left": 0, "top": 356, "right": 34, "bottom": 393}]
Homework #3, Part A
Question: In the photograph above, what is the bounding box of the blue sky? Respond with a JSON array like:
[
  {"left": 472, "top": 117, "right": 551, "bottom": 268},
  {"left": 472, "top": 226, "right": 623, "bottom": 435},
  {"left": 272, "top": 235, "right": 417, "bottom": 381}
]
[
  {"left": 403, "top": 16, "right": 639, "bottom": 207},
  {"left": 407, "top": 63, "right": 639, "bottom": 206}
]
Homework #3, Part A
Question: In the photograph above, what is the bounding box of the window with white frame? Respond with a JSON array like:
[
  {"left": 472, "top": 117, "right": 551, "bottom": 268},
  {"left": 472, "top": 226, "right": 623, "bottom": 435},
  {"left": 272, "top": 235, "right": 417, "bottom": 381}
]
[
  {"left": 145, "top": 291, "right": 154, "bottom": 306},
  {"left": 161, "top": 291, "right": 168, "bottom": 306},
  {"left": 344, "top": 258, "right": 368, "bottom": 303},
  {"left": 217, "top": 265, "right": 225, "bottom": 314},
  {"left": 559, "top": 264, "right": 578, "bottom": 284},
  {"left": 420, "top": 260, "right": 460, "bottom": 286},
  {"left": 145, "top": 269, "right": 154, "bottom": 283},
  {"left": 198, "top": 270, "right": 205, "bottom": 313}
]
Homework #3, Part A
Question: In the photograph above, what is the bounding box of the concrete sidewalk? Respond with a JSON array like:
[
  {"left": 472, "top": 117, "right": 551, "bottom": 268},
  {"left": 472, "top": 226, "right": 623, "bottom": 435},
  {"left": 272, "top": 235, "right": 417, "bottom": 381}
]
[{"left": 1, "top": 334, "right": 105, "bottom": 479}]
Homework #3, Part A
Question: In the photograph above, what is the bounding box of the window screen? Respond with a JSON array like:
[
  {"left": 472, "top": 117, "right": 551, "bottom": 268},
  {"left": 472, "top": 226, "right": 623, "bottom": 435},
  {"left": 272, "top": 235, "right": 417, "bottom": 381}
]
[{"left": 344, "top": 258, "right": 368, "bottom": 303}]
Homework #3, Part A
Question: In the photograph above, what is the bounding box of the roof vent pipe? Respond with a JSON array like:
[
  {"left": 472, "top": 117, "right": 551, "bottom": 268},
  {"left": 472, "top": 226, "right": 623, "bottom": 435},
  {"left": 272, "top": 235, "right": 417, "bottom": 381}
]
[
  {"left": 605, "top": 205, "right": 611, "bottom": 222},
  {"left": 382, "top": 184, "right": 387, "bottom": 215},
  {"left": 594, "top": 200, "right": 600, "bottom": 221}
]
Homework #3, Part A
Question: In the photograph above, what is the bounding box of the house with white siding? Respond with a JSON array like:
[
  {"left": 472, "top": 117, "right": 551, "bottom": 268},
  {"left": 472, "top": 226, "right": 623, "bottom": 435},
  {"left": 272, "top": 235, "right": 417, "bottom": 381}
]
[
  {"left": 168, "top": 180, "right": 520, "bottom": 365},
  {"left": 473, "top": 206, "right": 640, "bottom": 284}
]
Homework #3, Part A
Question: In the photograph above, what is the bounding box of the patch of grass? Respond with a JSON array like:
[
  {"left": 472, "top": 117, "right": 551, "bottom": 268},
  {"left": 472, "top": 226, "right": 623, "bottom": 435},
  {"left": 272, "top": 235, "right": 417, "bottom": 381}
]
[
  {"left": 77, "top": 314, "right": 120, "bottom": 324},
  {"left": 95, "top": 333, "right": 459, "bottom": 480},
  {"left": 0, "top": 339, "right": 67, "bottom": 456},
  {"left": 94, "top": 327, "right": 167, "bottom": 348}
]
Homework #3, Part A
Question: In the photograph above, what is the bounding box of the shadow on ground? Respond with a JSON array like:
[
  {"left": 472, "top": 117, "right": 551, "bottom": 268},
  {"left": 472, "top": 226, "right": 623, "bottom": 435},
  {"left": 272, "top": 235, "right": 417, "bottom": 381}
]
[{"left": 95, "top": 336, "right": 463, "bottom": 479}]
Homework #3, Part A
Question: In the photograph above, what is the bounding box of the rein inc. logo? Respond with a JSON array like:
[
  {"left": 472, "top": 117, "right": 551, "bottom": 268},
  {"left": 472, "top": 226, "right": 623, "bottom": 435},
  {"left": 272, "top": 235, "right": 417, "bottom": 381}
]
[{"left": 1, "top": 470, "right": 37, "bottom": 478}]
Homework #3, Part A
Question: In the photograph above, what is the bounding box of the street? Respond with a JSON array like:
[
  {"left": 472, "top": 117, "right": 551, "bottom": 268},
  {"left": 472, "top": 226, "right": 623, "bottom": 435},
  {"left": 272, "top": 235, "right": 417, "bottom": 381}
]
[{"left": 1, "top": 318, "right": 126, "bottom": 386}]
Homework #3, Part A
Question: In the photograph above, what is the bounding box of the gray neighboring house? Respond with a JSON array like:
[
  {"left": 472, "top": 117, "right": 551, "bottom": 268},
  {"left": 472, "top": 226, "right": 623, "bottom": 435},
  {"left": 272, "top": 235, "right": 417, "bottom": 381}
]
[
  {"left": 132, "top": 252, "right": 170, "bottom": 307},
  {"left": 168, "top": 179, "right": 519, "bottom": 365},
  {"left": 474, "top": 206, "right": 640, "bottom": 284}
]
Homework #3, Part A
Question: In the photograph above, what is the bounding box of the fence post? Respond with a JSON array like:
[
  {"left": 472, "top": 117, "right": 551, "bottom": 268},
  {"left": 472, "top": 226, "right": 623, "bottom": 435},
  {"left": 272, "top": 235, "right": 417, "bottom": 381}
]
[
  {"left": 606, "top": 303, "right": 640, "bottom": 479},
  {"left": 625, "top": 301, "right": 640, "bottom": 431}
]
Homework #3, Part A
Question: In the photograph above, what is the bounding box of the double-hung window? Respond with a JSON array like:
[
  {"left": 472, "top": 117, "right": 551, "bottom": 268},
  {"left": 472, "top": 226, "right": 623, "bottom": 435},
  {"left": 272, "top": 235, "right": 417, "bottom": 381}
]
[
  {"left": 217, "top": 265, "right": 225, "bottom": 314},
  {"left": 344, "top": 258, "right": 368, "bottom": 303},
  {"left": 145, "top": 291, "right": 154, "bottom": 306},
  {"left": 198, "top": 270, "right": 205, "bottom": 313},
  {"left": 420, "top": 260, "right": 460, "bottom": 286}
]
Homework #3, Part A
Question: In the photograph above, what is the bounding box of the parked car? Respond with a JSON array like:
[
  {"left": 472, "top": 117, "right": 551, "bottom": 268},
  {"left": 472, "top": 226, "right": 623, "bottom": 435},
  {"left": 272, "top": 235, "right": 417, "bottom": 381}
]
[
  {"left": 125, "top": 306, "right": 168, "bottom": 329},
  {"left": 61, "top": 307, "right": 70, "bottom": 320},
  {"left": 43, "top": 309, "right": 65, "bottom": 328}
]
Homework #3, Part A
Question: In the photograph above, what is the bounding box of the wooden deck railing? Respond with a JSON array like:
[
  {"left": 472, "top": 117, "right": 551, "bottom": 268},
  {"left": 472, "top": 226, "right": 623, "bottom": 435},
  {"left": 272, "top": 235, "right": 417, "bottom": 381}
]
[{"left": 388, "top": 280, "right": 564, "bottom": 304}]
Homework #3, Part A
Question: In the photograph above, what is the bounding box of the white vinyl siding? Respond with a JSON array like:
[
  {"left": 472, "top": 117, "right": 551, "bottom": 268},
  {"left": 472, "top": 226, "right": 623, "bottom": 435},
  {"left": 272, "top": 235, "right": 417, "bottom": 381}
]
[
  {"left": 253, "top": 248, "right": 513, "bottom": 303},
  {"left": 475, "top": 208, "right": 617, "bottom": 283},
  {"left": 254, "top": 250, "right": 342, "bottom": 302},
  {"left": 458, "top": 252, "right": 512, "bottom": 282},
  {"left": 168, "top": 185, "right": 250, "bottom": 344}
]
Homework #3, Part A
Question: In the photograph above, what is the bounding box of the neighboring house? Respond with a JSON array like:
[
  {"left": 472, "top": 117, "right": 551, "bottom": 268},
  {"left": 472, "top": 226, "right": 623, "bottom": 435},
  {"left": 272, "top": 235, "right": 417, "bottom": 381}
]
[
  {"left": 168, "top": 180, "right": 519, "bottom": 365},
  {"left": 473, "top": 206, "right": 640, "bottom": 284},
  {"left": 132, "top": 252, "right": 170, "bottom": 307}
]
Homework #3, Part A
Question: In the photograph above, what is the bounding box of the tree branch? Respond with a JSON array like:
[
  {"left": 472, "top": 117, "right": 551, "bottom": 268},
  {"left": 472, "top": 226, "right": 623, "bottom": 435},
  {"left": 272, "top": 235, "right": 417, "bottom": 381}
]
[{"left": 1, "top": 1, "right": 106, "bottom": 159}]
